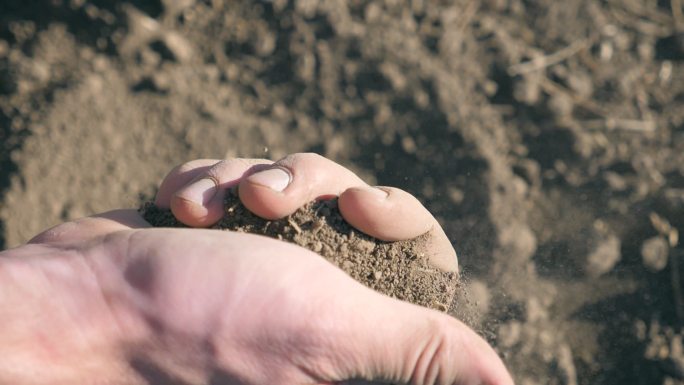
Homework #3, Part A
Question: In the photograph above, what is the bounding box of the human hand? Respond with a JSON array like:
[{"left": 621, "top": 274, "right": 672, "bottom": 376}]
[
  {"left": 0, "top": 153, "right": 512, "bottom": 385},
  {"left": 156, "top": 153, "right": 457, "bottom": 273}
]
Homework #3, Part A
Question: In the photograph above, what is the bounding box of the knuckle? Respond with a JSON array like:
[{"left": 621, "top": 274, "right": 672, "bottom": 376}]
[
  {"left": 206, "top": 158, "right": 246, "bottom": 179},
  {"left": 208, "top": 158, "right": 270, "bottom": 179},
  {"left": 170, "top": 161, "right": 194, "bottom": 176},
  {"left": 278, "top": 152, "right": 325, "bottom": 168},
  {"left": 176, "top": 159, "right": 218, "bottom": 174},
  {"left": 202, "top": 158, "right": 272, "bottom": 185},
  {"left": 241, "top": 157, "right": 272, "bottom": 165},
  {"left": 231, "top": 158, "right": 256, "bottom": 168},
  {"left": 29, "top": 221, "right": 80, "bottom": 244}
]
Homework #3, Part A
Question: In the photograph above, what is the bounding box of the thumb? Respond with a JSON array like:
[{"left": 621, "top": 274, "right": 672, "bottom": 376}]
[{"left": 331, "top": 293, "right": 513, "bottom": 385}]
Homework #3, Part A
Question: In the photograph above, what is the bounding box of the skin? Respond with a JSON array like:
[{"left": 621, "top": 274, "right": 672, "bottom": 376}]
[{"left": 0, "top": 153, "right": 514, "bottom": 385}]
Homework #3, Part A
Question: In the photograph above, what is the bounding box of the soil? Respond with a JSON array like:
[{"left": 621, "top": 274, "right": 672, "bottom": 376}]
[
  {"left": 140, "top": 191, "right": 460, "bottom": 312},
  {"left": 2, "top": 0, "right": 684, "bottom": 384}
]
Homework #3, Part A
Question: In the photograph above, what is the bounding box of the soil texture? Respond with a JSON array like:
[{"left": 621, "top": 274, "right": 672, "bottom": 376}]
[{"left": 2, "top": 0, "right": 684, "bottom": 384}]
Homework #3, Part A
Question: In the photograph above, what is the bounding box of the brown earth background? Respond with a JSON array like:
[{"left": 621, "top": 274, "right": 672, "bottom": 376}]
[{"left": 1, "top": 0, "right": 684, "bottom": 384}]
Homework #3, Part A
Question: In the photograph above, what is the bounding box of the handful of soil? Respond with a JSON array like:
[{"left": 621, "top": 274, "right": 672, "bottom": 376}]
[{"left": 140, "top": 191, "right": 459, "bottom": 311}]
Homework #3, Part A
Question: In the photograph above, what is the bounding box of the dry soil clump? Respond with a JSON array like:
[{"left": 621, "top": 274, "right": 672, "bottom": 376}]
[{"left": 141, "top": 190, "right": 460, "bottom": 312}]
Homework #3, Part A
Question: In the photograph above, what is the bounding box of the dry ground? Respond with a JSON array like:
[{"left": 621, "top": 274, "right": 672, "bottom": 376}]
[{"left": 2, "top": 0, "right": 684, "bottom": 384}]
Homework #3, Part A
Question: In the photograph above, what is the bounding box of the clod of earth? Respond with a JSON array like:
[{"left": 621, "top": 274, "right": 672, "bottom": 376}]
[{"left": 140, "top": 190, "right": 460, "bottom": 312}]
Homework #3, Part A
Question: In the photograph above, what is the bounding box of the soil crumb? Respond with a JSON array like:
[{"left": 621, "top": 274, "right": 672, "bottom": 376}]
[{"left": 141, "top": 190, "right": 460, "bottom": 312}]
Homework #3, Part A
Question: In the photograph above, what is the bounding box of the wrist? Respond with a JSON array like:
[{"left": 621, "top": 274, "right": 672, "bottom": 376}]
[{"left": 0, "top": 245, "right": 145, "bottom": 384}]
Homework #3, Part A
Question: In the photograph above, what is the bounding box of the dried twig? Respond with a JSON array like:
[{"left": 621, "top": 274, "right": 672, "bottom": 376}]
[
  {"left": 650, "top": 212, "right": 673, "bottom": 235},
  {"left": 608, "top": 5, "right": 673, "bottom": 37},
  {"left": 287, "top": 218, "right": 302, "bottom": 234},
  {"left": 582, "top": 118, "right": 657, "bottom": 132},
  {"left": 611, "top": 0, "right": 672, "bottom": 25},
  {"left": 538, "top": 77, "right": 606, "bottom": 116},
  {"left": 508, "top": 39, "right": 590, "bottom": 76}
]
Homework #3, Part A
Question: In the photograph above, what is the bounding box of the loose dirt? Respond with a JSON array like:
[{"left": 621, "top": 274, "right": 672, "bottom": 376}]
[{"left": 141, "top": 190, "right": 460, "bottom": 312}]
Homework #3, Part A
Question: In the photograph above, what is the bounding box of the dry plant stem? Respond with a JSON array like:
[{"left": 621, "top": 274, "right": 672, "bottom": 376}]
[
  {"left": 508, "top": 39, "right": 590, "bottom": 76},
  {"left": 610, "top": 0, "right": 673, "bottom": 26},
  {"left": 538, "top": 77, "right": 606, "bottom": 117},
  {"left": 582, "top": 119, "right": 657, "bottom": 133}
]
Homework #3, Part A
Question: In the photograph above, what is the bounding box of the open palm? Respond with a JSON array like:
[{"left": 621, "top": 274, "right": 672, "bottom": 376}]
[{"left": 0, "top": 154, "right": 512, "bottom": 385}]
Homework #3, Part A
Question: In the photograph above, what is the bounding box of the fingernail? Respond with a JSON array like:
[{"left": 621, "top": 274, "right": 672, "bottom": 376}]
[
  {"left": 247, "top": 167, "right": 291, "bottom": 192},
  {"left": 176, "top": 178, "right": 217, "bottom": 205},
  {"left": 369, "top": 186, "right": 389, "bottom": 198}
]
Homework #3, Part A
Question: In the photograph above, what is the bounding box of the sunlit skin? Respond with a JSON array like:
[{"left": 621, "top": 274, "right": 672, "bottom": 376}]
[{"left": 0, "top": 153, "right": 513, "bottom": 385}]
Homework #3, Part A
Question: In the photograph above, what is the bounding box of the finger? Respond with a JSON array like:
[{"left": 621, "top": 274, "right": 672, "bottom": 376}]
[
  {"left": 339, "top": 186, "right": 432, "bottom": 241},
  {"left": 170, "top": 158, "right": 272, "bottom": 227},
  {"left": 29, "top": 209, "right": 149, "bottom": 245},
  {"left": 339, "top": 186, "right": 458, "bottom": 272},
  {"left": 329, "top": 291, "right": 513, "bottom": 385},
  {"left": 239, "top": 153, "right": 366, "bottom": 220},
  {"left": 154, "top": 159, "right": 222, "bottom": 208}
]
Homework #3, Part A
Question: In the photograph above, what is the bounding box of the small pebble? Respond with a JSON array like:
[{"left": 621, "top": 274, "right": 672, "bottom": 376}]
[{"left": 641, "top": 236, "right": 669, "bottom": 272}]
